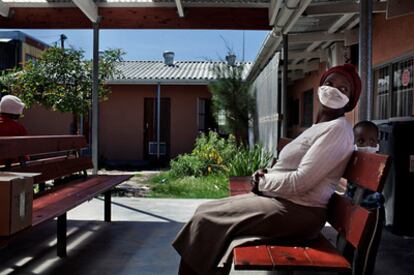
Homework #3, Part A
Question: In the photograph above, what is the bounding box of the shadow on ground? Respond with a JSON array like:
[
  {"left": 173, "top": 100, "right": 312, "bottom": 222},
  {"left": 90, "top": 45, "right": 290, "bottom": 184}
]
[
  {"left": 0, "top": 220, "right": 184, "bottom": 275},
  {"left": 1, "top": 197, "right": 414, "bottom": 275}
]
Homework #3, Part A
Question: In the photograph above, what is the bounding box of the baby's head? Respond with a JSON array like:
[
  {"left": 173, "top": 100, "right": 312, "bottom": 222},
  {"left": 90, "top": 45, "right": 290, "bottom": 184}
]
[{"left": 353, "top": 121, "right": 379, "bottom": 153}]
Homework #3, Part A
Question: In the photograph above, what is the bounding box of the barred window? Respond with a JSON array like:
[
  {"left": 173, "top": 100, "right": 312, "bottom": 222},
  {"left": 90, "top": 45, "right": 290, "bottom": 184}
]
[
  {"left": 373, "top": 57, "right": 413, "bottom": 119},
  {"left": 392, "top": 59, "right": 413, "bottom": 117},
  {"left": 374, "top": 67, "right": 391, "bottom": 120}
]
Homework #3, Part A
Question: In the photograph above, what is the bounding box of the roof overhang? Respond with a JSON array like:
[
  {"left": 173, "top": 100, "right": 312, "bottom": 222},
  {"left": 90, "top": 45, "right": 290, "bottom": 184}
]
[
  {"left": 0, "top": 1, "right": 271, "bottom": 29},
  {"left": 248, "top": 0, "right": 388, "bottom": 82}
]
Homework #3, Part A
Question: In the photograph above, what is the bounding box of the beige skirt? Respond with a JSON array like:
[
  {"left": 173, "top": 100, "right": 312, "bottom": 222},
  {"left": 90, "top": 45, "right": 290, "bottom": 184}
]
[{"left": 172, "top": 192, "right": 326, "bottom": 275}]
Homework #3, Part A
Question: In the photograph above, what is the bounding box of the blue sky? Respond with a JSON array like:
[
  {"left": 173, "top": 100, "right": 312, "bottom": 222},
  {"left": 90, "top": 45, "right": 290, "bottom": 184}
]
[{"left": 3, "top": 29, "right": 268, "bottom": 62}]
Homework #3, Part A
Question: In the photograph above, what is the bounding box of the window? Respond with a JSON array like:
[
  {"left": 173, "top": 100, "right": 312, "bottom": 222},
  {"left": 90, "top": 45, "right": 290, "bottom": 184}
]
[
  {"left": 302, "top": 89, "right": 314, "bottom": 127},
  {"left": 374, "top": 66, "right": 391, "bottom": 120},
  {"left": 197, "top": 98, "right": 206, "bottom": 132},
  {"left": 373, "top": 57, "right": 413, "bottom": 119},
  {"left": 288, "top": 98, "right": 299, "bottom": 127}
]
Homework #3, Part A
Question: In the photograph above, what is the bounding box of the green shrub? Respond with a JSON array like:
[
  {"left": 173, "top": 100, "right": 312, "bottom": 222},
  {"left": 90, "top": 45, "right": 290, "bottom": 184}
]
[
  {"left": 168, "top": 131, "right": 272, "bottom": 178},
  {"left": 227, "top": 144, "right": 273, "bottom": 177},
  {"left": 192, "top": 131, "right": 237, "bottom": 167},
  {"left": 169, "top": 154, "right": 207, "bottom": 177},
  {"left": 169, "top": 131, "right": 238, "bottom": 177}
]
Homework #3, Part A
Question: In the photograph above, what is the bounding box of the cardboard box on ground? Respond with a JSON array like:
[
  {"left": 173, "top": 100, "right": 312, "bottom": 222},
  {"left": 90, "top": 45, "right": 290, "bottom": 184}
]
[{"left": 0, "top": 172, "right": 38, "bottom": 236}]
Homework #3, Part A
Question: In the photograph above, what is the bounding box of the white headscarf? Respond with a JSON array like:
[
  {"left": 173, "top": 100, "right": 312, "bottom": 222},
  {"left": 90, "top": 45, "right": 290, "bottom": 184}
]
[{"left": 0, "top": 95, "right": 25, "bottom": 115}]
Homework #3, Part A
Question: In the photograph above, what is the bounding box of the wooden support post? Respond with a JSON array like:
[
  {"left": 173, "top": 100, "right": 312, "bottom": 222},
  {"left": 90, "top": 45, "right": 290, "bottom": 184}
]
[
  {"left": 104, "top": 190, "right": 111, "bottom": 222},
  {"left": 57, "top": 213, "right": 67, "bottom": 257}
]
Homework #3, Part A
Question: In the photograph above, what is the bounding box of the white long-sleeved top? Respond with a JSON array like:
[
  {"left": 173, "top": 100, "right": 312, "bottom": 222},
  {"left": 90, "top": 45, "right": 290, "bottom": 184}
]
[{"left": 258, "top": 116, "right": 354, "bottom": 208}]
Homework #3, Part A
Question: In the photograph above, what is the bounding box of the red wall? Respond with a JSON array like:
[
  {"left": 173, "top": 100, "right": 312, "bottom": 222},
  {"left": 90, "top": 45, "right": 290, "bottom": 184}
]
[
  {"left": 99, "top": 84, "right": 211, "bottom": 162},
  {"left": 373, "top": 13, "right": 414, "bottom": 66},
  {"left": 20, "top": 104, "right": 72, "bottom": 135}
]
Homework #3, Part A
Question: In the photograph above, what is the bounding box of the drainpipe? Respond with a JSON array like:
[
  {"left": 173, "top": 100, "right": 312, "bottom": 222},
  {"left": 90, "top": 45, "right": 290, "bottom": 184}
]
[
  {"left": 92, "top": 20, "right": 100, "bottom": 175},
  {"left": 358, "top": 0, "right": 373, "bottom": 120},
  {"left": 157, "top": 82, "right": 161, "bottom": 160}
]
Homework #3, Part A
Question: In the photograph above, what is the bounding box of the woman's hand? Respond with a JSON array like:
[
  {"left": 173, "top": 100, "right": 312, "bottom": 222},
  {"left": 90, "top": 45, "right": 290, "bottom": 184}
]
[{"left": 251, "top": 169, "right": 267, "bottom": 194}]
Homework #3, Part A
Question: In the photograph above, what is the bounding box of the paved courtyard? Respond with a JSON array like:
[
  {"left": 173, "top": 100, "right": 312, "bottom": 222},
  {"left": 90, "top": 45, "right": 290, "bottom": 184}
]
[{"left": 0, "top": 197, "right": 413, "bottom": 275}]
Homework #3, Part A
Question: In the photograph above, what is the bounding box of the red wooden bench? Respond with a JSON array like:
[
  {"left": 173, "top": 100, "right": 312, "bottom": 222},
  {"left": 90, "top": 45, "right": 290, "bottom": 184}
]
[
  {"left": 0, "top": 135, "right": 132, "bottom": 257},
  {"left": 229, "top": 140, "right": 391, "bottom": 275}
]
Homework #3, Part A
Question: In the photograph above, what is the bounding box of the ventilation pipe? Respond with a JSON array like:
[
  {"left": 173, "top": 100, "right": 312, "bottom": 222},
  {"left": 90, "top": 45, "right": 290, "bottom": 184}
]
[
  {"left": 163, "top": 51, "right": 175, "bottom": 66},
  {"left": 226, "top": 53, "right": 237, "bottom": 66}
]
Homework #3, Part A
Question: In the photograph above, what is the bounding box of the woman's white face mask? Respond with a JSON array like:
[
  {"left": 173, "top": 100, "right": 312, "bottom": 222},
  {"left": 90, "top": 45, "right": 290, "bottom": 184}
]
[
  {"left": 317, "top": 85, "right": 349, "bottom": 109},
  {"left": 354, "top": 144, "right": 380, "bottom": 153}
]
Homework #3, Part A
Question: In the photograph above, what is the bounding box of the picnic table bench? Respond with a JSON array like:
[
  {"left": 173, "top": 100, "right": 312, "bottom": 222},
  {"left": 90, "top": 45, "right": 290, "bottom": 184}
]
[
  {"left": 0, "top": 135, "right": 132, "bottom": 257},
  {"left": 229, "top": 138, "right": 391, "bottom": 275}
]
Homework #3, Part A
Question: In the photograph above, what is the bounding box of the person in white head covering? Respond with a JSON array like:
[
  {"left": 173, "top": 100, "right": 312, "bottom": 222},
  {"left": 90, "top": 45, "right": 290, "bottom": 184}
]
[{"left": 0, "top": 95, "right": 27, "bottom": 136}]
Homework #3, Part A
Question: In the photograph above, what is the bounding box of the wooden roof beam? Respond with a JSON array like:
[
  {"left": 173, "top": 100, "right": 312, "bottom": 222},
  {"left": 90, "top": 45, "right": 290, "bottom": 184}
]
[
  {"left": 288, "top": 50, "right": 324, "bottom": 60},
  {"left": 279, "top": 61, "right": 320, "bottom": 73},
  {"left": 72, "top": 0, "right": 98, "bottom": 23},
  {"left": 289, "top": 32, "right": 344, "bottom": 44},
  {"left": 0, "top": 0, "right": 10, "bottom": 17},
  {"left": 304, "top": 1, "right": 386, "bottom": 17}
]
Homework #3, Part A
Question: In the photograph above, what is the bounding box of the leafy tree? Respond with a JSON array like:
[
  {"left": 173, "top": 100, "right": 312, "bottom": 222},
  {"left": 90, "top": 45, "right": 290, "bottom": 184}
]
[
  {"left": 208, "top": 61, "right": 254, "bottom": 144},
  {"left": 0, "top": 46, "right": 124, "bottom": 115}
]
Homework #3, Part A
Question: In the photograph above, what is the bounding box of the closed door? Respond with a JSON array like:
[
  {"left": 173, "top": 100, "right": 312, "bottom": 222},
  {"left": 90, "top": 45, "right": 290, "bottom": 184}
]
[{"left": 143, "top": 98, "right": 170, "bottom": 160}]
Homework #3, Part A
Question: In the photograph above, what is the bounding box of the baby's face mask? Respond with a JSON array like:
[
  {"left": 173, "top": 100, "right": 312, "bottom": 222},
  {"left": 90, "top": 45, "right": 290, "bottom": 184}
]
[{"left": 354, "top": 144, "right": 380, "bottom": 153}]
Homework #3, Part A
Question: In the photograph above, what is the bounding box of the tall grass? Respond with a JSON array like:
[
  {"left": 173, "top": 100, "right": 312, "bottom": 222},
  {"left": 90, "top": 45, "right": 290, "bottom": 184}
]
[{"left": 148, "top": 172, "right": 228, "bottom": 198}]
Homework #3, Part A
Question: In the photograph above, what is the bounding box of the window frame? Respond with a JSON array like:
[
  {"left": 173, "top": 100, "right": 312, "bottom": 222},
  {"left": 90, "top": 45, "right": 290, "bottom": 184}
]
[{"left": 373, "top": 54, "right": 414, "bottom": 120}]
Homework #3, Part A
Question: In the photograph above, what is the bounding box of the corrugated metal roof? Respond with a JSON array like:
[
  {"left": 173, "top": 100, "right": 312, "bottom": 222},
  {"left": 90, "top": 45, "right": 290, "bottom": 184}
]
[{"left": 108, "top": 60, "right": 252, "bottom": 84}]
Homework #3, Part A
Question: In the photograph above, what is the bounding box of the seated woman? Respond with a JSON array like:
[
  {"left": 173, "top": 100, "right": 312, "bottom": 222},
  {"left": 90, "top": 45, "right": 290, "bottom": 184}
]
[{"left": 172, "top": 64, "right": 362, "bottom": 275}]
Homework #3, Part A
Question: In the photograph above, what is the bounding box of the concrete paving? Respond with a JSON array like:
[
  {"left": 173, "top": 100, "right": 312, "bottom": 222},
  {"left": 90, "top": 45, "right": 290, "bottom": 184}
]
[{"left": 0, "top": 197, "right": 413, "bottom": 275}]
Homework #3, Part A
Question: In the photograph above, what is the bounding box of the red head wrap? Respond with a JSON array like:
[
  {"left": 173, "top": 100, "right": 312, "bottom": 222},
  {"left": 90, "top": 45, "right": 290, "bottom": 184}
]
[{"left": 319, "top": 64, "right": 361, "bottom": 112}]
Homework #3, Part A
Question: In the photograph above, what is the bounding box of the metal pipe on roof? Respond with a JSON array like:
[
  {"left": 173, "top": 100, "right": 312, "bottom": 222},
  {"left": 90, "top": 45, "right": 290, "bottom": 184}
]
[
  {"left": 269, "top": 0, "right": 283, "bottom": 26},
  {"left": 273, "top": 0, "right": 300, "bottom": 33},
  {"left": 0, "top": 1, "right": 10, "bottom": 17}
]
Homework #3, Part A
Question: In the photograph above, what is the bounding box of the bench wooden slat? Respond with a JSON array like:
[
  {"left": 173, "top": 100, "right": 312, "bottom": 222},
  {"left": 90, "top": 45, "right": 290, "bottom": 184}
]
[
  {"left": 0, "top": 135, "right": 87, "bottom": 160},
  {"left": 298, "top": 236, "right": 351, "bottom": 271},
  {"left": 234, "top": 236, "right": 351, "bottom": 272},
  {"left": 343, "top": 151, "right": 390, "bottom": 192},
  {"left": 268, "top": 245, "right": 312, "bottom": 267},
  {"left": 10, "top": 157, "right": 93, "bottom": 184},
  {"left": 233, "top": 245, "right": 274, "bottom": 270},
  {"left": 33, "top": 175, "right": 131, "bottom": 226}
]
